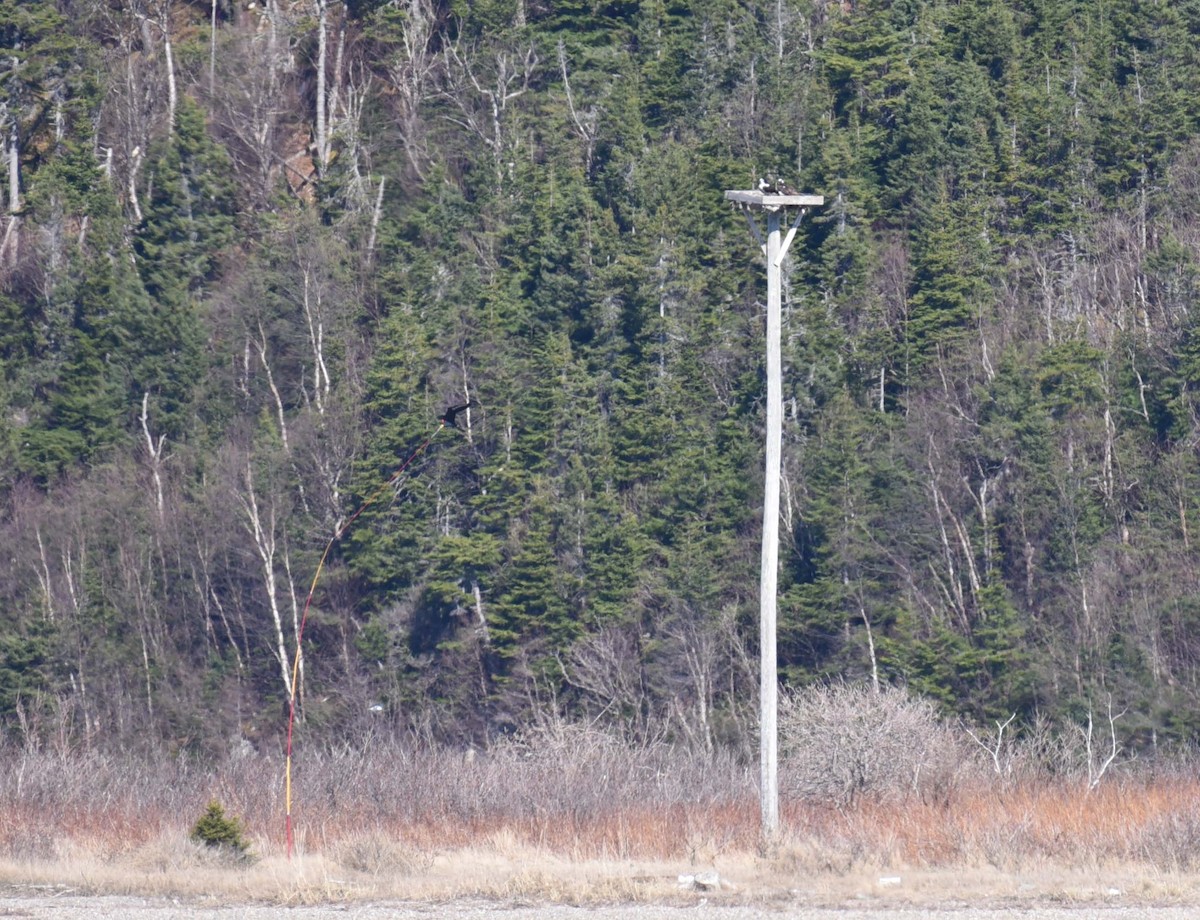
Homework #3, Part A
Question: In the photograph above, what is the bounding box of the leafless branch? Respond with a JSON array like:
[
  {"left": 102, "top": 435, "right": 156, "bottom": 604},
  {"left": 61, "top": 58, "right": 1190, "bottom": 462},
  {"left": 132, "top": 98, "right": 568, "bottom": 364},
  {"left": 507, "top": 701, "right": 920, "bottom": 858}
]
[
  {"left": 1080, "top": 694, "right": 1126, "bottom": 791},
  {"left": 964, "top": 712, "right": 1018, "bottom": 776}
]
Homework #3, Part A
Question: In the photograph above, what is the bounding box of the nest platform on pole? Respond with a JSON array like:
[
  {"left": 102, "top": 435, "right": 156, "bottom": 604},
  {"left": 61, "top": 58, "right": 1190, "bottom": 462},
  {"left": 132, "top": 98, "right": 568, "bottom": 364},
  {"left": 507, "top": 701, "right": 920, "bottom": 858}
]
[{"left": 724, "top": 186, "right": 823, "bottom": 848}]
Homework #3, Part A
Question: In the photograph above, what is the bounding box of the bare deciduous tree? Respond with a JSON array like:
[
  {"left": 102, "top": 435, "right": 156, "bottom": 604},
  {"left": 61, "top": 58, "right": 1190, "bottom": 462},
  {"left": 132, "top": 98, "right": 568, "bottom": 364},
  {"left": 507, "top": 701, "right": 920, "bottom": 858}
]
[
  {"left": 964, "top": 712, "right": 1018, "bottom": 776},
  {"left": 440, "top": 39, "right": 537, "bottom": 185},
  {"left": 311, "top": 0, "right": 347, "bottom": 179},
  {"left": 140, "top": 393, "right": 168, "bottom": 521},
  {"left": 556, "top": 42, "right": 600, "bottom": 177},
  {"left": 381, "top": 0, "right": 442, "bottom": 181},
  {"left": 249, "top": 322, "right": 291, "bottom": 454},
  {"left": 1080, "top": 695, "right": 1125, "bottom": 792},
  {"left": 236, "top": 458, "right": 300, "bottom": 704},
  {"left": 207, "top": 8, "right": 298, "bottom": 204},
  {"left": 561, "top": 627, "right": 645, "bottom": 731}
]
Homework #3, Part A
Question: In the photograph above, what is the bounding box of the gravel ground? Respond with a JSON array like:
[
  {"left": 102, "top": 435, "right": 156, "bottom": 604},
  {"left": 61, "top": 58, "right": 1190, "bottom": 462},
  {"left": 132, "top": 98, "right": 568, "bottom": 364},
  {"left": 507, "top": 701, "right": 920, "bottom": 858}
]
[{"left": 2, "top": 894, "right": 1199, "bottom": 919}]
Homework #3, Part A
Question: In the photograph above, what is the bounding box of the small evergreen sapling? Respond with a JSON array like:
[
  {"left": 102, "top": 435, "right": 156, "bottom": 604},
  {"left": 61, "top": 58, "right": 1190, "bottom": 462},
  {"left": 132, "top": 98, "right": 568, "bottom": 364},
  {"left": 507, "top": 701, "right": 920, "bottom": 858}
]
[{"left": 190, "top": 801, "right": 251, "bottom": 858}]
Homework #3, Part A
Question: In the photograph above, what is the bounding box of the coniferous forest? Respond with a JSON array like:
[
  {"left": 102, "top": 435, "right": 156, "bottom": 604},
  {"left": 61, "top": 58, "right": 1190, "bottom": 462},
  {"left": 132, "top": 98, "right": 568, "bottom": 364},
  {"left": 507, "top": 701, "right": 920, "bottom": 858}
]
[{"left": 3, "top": 0, "right": 1200, "bottom": 756}]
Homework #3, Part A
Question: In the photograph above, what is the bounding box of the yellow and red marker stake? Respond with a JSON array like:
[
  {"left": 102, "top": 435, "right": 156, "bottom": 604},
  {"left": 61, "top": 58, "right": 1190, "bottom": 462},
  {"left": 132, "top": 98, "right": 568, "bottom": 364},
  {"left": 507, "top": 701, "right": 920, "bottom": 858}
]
[{"left": 285, "top": 421, "right": 445, "bottom": 860}]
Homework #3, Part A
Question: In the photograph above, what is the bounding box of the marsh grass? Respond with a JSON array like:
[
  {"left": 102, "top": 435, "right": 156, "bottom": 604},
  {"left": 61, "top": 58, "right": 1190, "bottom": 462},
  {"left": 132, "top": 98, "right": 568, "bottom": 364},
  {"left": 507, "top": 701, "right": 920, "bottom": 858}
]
[{"left": 4, "top": 718, "right": 1200, "bottom": 905}]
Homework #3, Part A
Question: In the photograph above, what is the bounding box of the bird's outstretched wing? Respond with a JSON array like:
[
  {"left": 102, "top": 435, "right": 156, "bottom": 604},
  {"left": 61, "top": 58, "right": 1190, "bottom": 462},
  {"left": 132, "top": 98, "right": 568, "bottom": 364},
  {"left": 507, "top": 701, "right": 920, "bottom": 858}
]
[{"left": 439, "top": 402, "right": 473, "bottom": 428}]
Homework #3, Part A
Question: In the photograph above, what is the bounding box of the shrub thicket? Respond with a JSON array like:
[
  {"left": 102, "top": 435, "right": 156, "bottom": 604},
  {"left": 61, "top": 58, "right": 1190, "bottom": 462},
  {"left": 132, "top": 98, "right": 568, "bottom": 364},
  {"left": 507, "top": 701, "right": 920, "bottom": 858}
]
[{"left": 779, "top": 682, "right": 967, "bottom": 808}]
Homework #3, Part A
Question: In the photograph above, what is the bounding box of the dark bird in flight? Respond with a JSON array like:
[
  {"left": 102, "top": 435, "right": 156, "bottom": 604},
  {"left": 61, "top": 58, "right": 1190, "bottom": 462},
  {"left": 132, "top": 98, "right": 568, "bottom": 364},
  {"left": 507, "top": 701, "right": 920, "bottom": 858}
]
[{"left": 439, "top": 402, "right": 473, "bottom": 429}]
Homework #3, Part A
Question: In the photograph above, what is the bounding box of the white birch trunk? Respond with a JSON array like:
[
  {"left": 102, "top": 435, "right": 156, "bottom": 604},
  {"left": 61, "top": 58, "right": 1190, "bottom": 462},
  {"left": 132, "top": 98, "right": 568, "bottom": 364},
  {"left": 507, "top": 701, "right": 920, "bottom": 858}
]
[
  {"left": 140, "top": 625, "right": 155, "bottom": 719},
  {"left": 140, "top": 392, "right": 167, "bottom": 520},
  {"left": 282, "top": 542, "right": 304, "bottom": 711},
  {"left": 34, "top": 527, "right": 56, "bottom": 623},
  {"left": 314, "top": 0, "right": 329, "bottom": 175},
  {"left": 859, "top": 597, "right": 880, "bottom": 695},
  {"left": 330, "top": 19, "right": 345, "bottom": 143},
  {"left": 302, "top": 271, "right": 330, "bottom": 416},
  {"left": 458, "top": 351, "right": 475, "bottom": 444},
  {"left": 209, "top": 0, "right": 218, "bottom": 94},
  {"left": 238, "top": 462, "right": 295, "bottom": 701},
  {"left": 366, "top": 176, "right": 386, "bottom": 261},
  {"left": 61, "top": 546, "right": 95, "bottom": 741},
  {"left": 2, "top": 122, "right": 19, "bottom": 267},
  {"left": 163, "top": 5, "right": 178, "bottom": 134},
  {"left": 126, "top": 51, "right": 144, "bottom": 222},
  {"left": 6, "top": 108, "right": 17, "bottom": 214},
  {"left": 472, "top": 582, "right": 488, "bottom": 641},
  {"left": 253, "top": 325, "right": 290, "bottom": 452}
]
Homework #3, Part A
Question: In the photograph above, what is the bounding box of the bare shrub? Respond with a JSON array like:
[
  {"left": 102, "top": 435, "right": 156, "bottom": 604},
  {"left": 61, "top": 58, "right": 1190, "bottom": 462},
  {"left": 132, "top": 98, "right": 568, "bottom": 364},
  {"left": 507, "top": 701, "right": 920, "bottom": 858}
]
[
  {"left": 779, "top": 682, "right": 966, "bottom": 809},
  {"left": 486, "top": 718, "right": 747, "bottom": 814},
  {"left": 1136, "top": 808, "right": 1200, "bottom": 871},
  {"left": 332, "top": 829, "right": 433, "bottom": 876},
  {"left": 8, "top": 723, "right": 1200, "bottom": 896},
  {"left": 1, "top": 826, "right": 58, "bottom": 862},
  {"left": 127, "top": 829, "right": 256, "bottom": 874},
  {"left": 270, "top": 721, "right": 758, "bottom": 860}
]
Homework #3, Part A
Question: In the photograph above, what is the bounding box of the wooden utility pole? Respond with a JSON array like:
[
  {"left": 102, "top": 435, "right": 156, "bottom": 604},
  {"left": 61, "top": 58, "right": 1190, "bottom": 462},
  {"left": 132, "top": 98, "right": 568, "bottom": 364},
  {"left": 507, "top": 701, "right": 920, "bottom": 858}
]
[{"left": 724, "top": 186, "right": 823, "bottom": 845}]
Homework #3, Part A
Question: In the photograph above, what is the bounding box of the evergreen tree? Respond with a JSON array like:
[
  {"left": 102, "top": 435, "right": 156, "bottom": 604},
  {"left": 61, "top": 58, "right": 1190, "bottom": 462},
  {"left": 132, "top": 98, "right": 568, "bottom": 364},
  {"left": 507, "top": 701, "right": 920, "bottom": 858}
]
[
  {"left": 131, "top": 96, "right": 237, "bottom": 435},
  {"left": 902, "top": 182, "right": 993, "bottom": 379}
]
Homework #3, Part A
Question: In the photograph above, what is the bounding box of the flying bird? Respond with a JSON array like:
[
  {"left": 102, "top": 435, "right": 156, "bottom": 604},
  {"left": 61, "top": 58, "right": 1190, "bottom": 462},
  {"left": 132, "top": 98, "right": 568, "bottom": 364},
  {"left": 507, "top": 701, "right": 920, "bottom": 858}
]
[{"left": 439, "top": 402, "right": 473, "bottom": 429}]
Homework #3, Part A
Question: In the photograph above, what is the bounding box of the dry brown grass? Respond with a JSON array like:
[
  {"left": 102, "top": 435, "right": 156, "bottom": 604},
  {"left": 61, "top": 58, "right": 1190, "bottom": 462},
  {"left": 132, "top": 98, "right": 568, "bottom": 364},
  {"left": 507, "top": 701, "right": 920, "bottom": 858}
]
[{"left": 4, "top": 726, "right": 1200, "bottom": 907}]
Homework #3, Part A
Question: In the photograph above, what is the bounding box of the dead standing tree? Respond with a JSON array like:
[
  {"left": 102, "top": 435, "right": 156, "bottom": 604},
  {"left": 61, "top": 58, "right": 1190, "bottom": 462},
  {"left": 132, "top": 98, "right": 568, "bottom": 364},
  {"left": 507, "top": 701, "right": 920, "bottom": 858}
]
[
  {"left": 381, "top": 0, "right": 442, "bottom": 183},
  {"left": 132, "top": 0, "right": 178, "bottom": 135},
  {"left": 311, "top": 0, "right": 349, "bottom": 180},
  {"left": 440, "top": 38, "right": 537, "bottom": 187},
  {"left": 1, "top": 106, "right": 18, "bottom": 268}
]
